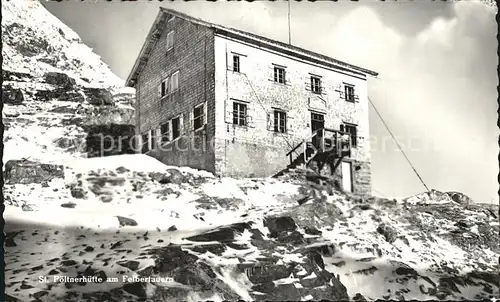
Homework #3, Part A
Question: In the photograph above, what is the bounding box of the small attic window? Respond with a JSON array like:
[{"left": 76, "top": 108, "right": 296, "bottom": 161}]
[{"left": 166, "top": 31, "right": 174, "bottom": 51}]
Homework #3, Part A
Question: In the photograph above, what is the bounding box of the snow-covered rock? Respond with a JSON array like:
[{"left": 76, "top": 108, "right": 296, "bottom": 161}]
[{"left": 2, "top": 0, "right": 136, "bottom": 166}]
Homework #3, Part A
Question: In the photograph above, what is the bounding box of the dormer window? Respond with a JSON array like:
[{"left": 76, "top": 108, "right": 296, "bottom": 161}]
[
  {"left": 160, "top": 77, "right": 169, "bottom": 98},
  {"left": 166, "top": 31, "right": 174, "bottom": 51}
]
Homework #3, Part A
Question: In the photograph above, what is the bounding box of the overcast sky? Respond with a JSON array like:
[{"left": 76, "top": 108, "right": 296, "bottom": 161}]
[{"left": 42, "top": 0, "right": 498, "bottom": 204}]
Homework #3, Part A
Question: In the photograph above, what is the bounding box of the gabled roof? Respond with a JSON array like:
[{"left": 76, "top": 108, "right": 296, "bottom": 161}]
[{"left": 125, "top": 7, "right": 378, "bottom": 87}]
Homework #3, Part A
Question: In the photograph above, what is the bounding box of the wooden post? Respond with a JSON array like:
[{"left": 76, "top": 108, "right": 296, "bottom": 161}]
[
  {"left": 321, "top": 128, "right": 325, "bottom": 152},
  {"left": 303, "top": 140, "right": 307, "bottom": 165}
]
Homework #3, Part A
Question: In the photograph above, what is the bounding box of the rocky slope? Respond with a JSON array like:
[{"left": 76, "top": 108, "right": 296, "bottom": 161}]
[
  {"left": 3, "top": 155, "right": 499, "bottom": 302},
  {"left": 3, "top": 1, "right": 499, "bottom": 302},
  {"left": 2, "top": 0, "right": 136, "bottom": 166}
]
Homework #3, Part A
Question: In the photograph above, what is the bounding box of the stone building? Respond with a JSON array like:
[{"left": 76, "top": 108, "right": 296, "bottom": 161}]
[{"left": 125, "top": 8, "right": 378, "bottom": 194}]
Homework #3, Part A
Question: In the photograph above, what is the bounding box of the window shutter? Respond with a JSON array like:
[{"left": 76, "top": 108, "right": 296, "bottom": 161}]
[
  {"left": 287, "top": 114, "right": 294, "bottom": 134},
  {"left": 158, "top": 83, "right": 162, "bottom": 98},
  {"left": 171, "top": 72, "right": 178, "bottom": 91},
  {"left": 148, "top": 129, "right": 153, "bottom": 150},
  {"left": 266, "top": 112, "right": 273, "bottom": 131},
  {"left": 189, "top": 110, "right": 194, "bottom": 132},
  {"left": 168, "top": 121, "right": 173, "bottom": 141},
  {"left": 203, "top": 101, "right": 208, "bottom": 125},
  {"left": 155, "top": 128, "right": 161, "bottom": 146},
  {"left": 305, "top": 77, "right": 311, "bottom": 91},
  {"left": 246, "top": 105, "right": 254, "bottom": 127},
  {"left": 226, "top": 53, "right": 231, "bottom": 71},
  {"left": 165, "top": 77, "right": 169, "bottom": 95},
  {"left": 268, "top": 66, "right": 275, "bottom": 82},
  {"left": 179, "top": 114, "right": 184, "bottom": 135},
  {"left": 226, "top": 100, "right": 234, "bottom": 124}
]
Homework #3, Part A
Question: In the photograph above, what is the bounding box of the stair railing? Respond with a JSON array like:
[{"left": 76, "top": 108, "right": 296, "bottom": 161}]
[{"left": 286, "top": 130, "right": 319, "bottom": 165}]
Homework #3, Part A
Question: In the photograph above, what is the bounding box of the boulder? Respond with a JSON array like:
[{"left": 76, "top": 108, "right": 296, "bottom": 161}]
[
  {"left": 34, "top": 89, "right": 84, "bottom": 103},
  {"left": 2, "top": 69, "right": 33, "bottom": 81},
  {"left": 86, "top": 106, "right": 135, "bottom": 125},
  {"left": 147, "top": 245, "right": 238, "bottom": 298},
  {"left": 2, "top": 86, "right": 25, "bottom": 105},
  {"left": 117, "top": 260, "right": 140, "bottom": 271},
  {"left": 165, "top": 168, "right": 187, "bottom": 184},
  {"left": 184, "top": 222, "right": 253, "bottom": 243},
  {"left": 377, "top": 223, "right": 397, "bottom": 243},
  {"left": 446, "top": 191, "right": 474, "bottom": 206},
  {"left": 243, "top": 249, "right": 349, "bottom": 301},
  {"left": 263, "top": 216, "right": 297, "bottom": 238},
  {"left": 70, "top": 185, "right": 87, "bottom": 199},
  {"left": 116, "top": 216, "right": 138, "bottom": 227},
  {"left": 4, "top": 160, "right": 64, "bottom": 184},
  {"left": 82, "top": 88, "right": 113, "bottom": 106},
  {"left": 43, "top": 72, "right": 76, "bottom": 88},
  {"left": 61, "top": 202, "right": 77, "bottom": 209}
]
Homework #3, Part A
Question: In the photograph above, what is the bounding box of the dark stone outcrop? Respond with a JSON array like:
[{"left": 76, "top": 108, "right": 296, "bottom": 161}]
[
  {"left": 43, "top": 72, "right": 76, "bottom": 88},
  {"left": 185, "top": 222, "right": 253, "bottom": 243},
  {"left": 377, "top": 223, "right": 397, "bottom": 243},
  {"left": 165, "top": 168, "right": 187, "bottom": 184},
  {"left": 82, "top": 88, "right": 113, "bottom": 106},
  {"left": 84, "top": 124, "right": 136, "bottom": 158},
  {"left": 264, "top": 216, "right": 297, "bottom": 238},
  {"left": 34, "top": 89, "right": 85, "bottom": 103},
  {"left": 2, "top": 86, "right": 25, "bottom": 105},
  {"left": 4, "top": 160, "right": 64, "bottom": 184},
  {"left": 2, "top": 69, "right": 33, "bottom": 81}
]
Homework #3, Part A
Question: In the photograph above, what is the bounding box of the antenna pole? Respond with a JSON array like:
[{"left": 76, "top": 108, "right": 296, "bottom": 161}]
[{"left": 288, "top": 0, "right": 291, "bottom": 44}]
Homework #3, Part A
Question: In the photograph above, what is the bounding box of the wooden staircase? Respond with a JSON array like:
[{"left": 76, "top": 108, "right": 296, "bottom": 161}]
[{"left": 273, "top": 128, "right": 352, "bottom": 178}]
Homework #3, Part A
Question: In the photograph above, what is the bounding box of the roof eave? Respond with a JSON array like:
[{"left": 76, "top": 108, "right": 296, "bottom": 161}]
[
  {"left": 213, "top": 27, "right": 378, "bottom": 78},
  {"left": 125, "top": 10, "right": 168, "bottom": 87},
  {"left": 126, "top": 8, "right": 379, "bottom": 87}
]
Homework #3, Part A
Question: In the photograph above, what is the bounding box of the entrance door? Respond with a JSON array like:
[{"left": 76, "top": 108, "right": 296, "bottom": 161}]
[
  {"left": 310, "top": 112, "right": 325, "bottom": 133},
  {"left": 341, "top": 161, "right": 353, "bottom": 192},
  {"left": 311, "top": 112, "right": 325, "bottom": 148}
]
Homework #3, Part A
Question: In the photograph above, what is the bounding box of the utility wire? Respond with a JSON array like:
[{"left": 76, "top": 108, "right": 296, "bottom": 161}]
[{"left": 368, "top": 96, "right": 431, "bottom": 193}]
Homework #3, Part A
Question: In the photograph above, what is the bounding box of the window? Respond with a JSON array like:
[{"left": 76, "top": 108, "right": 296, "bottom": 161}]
[
  {"left": 170, "top": 71, "right": 179, "bottom": 92},
  {"left": 160, "top": 77, "right": 169, "bottom": 98},
  {"left": 193, "top": 103, "right": 205, "bottom": 131},
  {"left": 160, "top": 123, "right": 170, "bottom": 144},
  {"left": 166, "top": 31, "right": 174, "bottom": 51},
  {"left": 340, "top": 123, "right": 358, "bottom": 148},
  {"left": 233, "top": 102, "right": 247, "bottom": 126},
  {"left": 233, "top": 55, "right": 240, "bottom": 72},
  {"left": 345, "top": 85, "right": 355, "bottom": 102},
  {"left": 311, "top": 76, "right": 322, "bottom": 94},
  {"left": 274, "top": 67, "right": 286, "bottom": 84},
  {"left": 274, "top": 110, "right": 287, "bottom": 133},
  {"left": 171, "top": 116, "right": 181, "bottom": 139},
  {"left": 150, "top": 129, "right": 156, "bottom": 149},
  {"left": 141, "top": 133, "right": 149, "bottom": 153}
]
